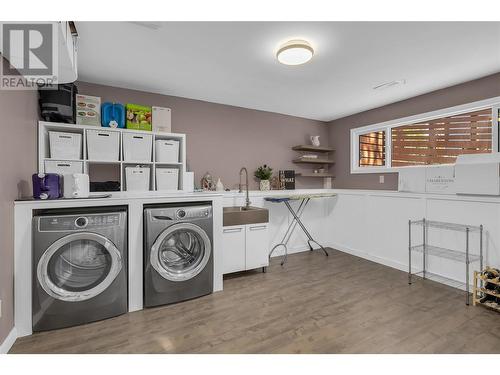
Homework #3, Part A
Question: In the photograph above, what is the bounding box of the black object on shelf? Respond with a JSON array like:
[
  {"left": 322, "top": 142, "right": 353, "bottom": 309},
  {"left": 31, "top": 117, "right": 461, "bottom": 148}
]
[
  {"left": 90, "top": 181, "right": 120, "bottom": 192},
  {"left": 279, "top": 170, "right": 295, "bottom": 190},
  {"left": 38, "top": 83, "right": 78, "bottom": 124}
]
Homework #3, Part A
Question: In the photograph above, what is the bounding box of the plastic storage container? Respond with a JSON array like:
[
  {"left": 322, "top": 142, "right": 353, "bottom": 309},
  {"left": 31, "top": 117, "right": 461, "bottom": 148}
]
[
  {"left": 123, "top": 133, "right": 152, "bottom": 162},
  {"left": 44, "top": 160, "right": 83, "bottom": 175},
  {"left": 125, "top": 166, "right": 150, "bottom": 191},
  {"left": 87, "top": 129, "right": 120, "bottom": 161},
  {"left": 156, "top": 168, "right": 179, "bottom": 190},
  {"left": 155, "top": 139, "right": 179, "bottom": 163},
  {"left": 49, "top": 131, "right": 82, "bottom": 159}
]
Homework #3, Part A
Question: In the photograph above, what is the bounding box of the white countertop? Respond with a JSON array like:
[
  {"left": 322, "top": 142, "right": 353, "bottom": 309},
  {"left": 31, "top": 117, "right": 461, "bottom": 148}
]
[
  {"left": 14, "top": 190, "right": 223, "bottom": 207},
  {"left": 15, "top": 187, "right": 500, "bottom": 207},
  {"left": 223, "top": 188, "right": 500, "bottom": 203}
]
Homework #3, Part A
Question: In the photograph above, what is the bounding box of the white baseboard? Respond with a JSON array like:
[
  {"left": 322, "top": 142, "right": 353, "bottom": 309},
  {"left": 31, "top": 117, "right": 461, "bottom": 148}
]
[
  {"left": 326, "top": 242, "right": 409, "bottom": 273},
  {"left": 0, "top": 327, "right": 17, "bottom": 354}
]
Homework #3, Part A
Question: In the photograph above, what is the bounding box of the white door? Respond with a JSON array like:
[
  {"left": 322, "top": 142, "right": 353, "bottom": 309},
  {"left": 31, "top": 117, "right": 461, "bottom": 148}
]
[
  {"left": 37, "top": 232, "right": 123, "bottom": 302},
  {"left": 245, "top": 224, "right": 269, "bottom": 270},
  {"left": 222, "top": 225, "right": 246, "bottom": 274}
]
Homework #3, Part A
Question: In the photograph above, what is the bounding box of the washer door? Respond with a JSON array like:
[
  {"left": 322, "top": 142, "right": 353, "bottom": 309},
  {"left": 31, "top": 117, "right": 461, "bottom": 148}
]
[
  {"left": 151, "top": 222, "right": 211, "bottom": 282},
  {"left": 37, "top": 232, "right": 123, "bottom": 302}
]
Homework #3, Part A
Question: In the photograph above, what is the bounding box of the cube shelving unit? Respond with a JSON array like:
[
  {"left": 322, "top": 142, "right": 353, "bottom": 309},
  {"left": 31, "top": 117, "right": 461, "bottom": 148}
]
[{"left": 38, "top": 121, "right": 187, "bottom": 192}]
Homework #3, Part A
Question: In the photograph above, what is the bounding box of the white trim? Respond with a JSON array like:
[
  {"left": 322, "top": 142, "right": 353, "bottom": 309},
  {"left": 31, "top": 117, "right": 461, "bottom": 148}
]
[
  {"left": 351, "top": 96, "right": 500, "bottom": 174},
  {"left": 0, "top": 327, "right": 17, "bottom": 354}
]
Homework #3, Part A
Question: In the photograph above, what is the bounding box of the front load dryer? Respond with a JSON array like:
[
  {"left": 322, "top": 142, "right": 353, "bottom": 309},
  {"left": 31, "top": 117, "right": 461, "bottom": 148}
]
[
  {"left": 144, "top": 203, "right": 213, "bottom": 307},
  {"left": 32, "top": 207, "right": 128, "bottom": 332}
]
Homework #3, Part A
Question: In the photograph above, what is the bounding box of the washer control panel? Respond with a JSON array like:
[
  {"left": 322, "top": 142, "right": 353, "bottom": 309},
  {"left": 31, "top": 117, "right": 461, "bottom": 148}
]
[{"left": 39, "top": 213, "right": 122, "bottom": 231}]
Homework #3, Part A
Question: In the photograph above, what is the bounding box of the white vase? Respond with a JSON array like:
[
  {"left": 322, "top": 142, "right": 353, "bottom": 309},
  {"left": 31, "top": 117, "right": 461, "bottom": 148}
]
[
  {"left": 215, "top": 178, "right": 224, "bottom": 191},
  {"left": 260, "top": 179, "right": 270, "bottom": 191},
  {"left": 310, "top": 135, "right": 320, "bottom": 147}
]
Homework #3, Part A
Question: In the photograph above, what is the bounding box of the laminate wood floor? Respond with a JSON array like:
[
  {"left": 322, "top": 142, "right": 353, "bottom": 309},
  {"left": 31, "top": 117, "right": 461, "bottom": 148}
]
[{"left": 10, "top": 249, "right": 500, "bottom": 354}]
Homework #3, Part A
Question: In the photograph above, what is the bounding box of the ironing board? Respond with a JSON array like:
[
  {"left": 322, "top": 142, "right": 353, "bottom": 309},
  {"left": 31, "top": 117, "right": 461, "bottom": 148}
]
[{"left": 265, "top": 192, "right": 336, "bottom": 265}]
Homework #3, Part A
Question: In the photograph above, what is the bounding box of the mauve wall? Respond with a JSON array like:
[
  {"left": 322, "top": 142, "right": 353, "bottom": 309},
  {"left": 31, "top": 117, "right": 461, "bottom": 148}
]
[
  {"left": 77, "top": 82, "right": 329, "bottom": 190},
  {"left": 0, "top": 57, "right": 38, "bottom": 344},
  {"left": 328, "top": 72, "right": 500, "bottom": 190}
]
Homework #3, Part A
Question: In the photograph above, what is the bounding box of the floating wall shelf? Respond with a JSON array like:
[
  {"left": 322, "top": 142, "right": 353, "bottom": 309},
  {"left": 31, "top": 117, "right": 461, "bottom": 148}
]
[
  {"left": 295, "top": 173, "right": 335, "bottom": 178},
  {"left": 292, "top": 158, "right": 335, "bottom": 164},
  {"left": 292, "top": 145, "right": 335, "bottom": 153},
  {"left": 291, "top": 143, "right": 335, "bottom": 187}
]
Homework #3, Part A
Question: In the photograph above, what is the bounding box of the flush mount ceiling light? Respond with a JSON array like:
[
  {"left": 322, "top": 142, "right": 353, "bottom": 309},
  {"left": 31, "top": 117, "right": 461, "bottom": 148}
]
[{"left": 276, "top": 39, "right": 314, "bottom": 66}]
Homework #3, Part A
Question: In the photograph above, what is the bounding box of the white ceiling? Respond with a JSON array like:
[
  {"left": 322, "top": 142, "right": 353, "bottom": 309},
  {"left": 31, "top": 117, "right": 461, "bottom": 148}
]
[{"left": 76, "top": 22, "right": 500, "bottom": 122}]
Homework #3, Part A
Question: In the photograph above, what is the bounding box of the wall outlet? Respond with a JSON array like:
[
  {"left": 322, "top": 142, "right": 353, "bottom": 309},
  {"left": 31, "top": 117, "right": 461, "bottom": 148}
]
[{"left": 379, "top": 175, "right": 385, "bottom": 184}]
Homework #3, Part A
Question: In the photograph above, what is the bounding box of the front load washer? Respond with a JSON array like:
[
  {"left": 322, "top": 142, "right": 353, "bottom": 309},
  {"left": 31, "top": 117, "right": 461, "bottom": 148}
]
[
  {"left": 32, "top": 207, "right": 127, "bottom": 332},
  {"left": 144, "top": 202, "right": 213, "bottom": 307}
]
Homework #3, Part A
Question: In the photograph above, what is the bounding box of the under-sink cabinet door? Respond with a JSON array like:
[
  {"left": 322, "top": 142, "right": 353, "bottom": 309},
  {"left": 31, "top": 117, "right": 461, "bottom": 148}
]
[
  {"left": 245, "top": 224, "right": 269, "bottom": 270},
  {"left": 222, "top": 225, "right": 246, "bottom": 274}
]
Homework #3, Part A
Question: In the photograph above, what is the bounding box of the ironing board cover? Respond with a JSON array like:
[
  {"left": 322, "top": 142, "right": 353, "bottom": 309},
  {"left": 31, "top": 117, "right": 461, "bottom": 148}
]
[{"left": 264, "top": 192, "right": 336, "bottom": 203}]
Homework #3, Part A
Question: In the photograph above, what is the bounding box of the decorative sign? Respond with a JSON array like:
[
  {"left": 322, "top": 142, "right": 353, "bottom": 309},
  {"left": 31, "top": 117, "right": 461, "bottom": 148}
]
[{"left": 279, "top": 170, "right": 295, "bottom": 190}]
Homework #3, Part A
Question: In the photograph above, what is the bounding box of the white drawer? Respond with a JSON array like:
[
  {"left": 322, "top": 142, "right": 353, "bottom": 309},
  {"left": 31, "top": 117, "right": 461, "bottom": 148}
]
[{"left": 44, "top": 160, "right": 83, "bottom": 175}]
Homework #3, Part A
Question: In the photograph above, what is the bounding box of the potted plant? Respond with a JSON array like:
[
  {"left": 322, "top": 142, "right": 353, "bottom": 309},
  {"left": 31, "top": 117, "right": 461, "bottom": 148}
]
[{"left": 254, "top": 165, "right": 273, "bottom": 191}]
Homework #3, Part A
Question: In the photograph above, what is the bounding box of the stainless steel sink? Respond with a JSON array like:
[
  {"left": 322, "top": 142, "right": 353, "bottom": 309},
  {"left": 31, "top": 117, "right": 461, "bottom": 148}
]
[{"left": 223, "top": 206, "right": 269, "bottom": 226}]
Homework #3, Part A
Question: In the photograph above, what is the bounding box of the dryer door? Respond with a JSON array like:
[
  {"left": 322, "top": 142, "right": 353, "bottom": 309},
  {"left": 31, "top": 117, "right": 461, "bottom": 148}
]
[
  {"left": 37, "top": 232, "right": 123, "bottom": 302},
  {"left": 151, "top": 222, "right": 212, "bottom": 282}
]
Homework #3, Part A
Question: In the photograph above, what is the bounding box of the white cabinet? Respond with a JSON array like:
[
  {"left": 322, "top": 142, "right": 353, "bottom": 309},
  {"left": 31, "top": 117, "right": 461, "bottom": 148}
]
[
  {"left": 57, "top": 22, "right": 78, "bottom": 83},
  {"left": 222, "top": 223, "right": 269, "bottom": 274},
  {"left": 245, "top": 224, "right": 269, "bottom": 270},
  {"left": 222, "top": 225, "right": 246, "bottom": 274}
]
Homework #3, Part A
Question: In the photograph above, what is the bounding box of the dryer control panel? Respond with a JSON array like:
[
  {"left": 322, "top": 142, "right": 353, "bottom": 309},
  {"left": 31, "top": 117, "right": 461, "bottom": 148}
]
[{"left": 176, "top": 207, "right": 211, "bottom": 220}]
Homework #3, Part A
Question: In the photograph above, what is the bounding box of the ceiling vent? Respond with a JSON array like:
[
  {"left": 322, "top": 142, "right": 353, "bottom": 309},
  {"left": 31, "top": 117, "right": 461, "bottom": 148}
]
[
  {"left": 129, "top": 22, "right": 163, "bottom": 30},
  {"left": 373, "top": 79, "right": 406, "bottom": 90}
]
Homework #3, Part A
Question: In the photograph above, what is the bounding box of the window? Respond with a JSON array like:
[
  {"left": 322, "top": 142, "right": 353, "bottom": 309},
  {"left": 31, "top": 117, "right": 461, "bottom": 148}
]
[
  {"left": 359, "top": 131, "right": 385, "bottom": 167},
  {"left": 350, "top": 97, "right": 500, "bottom": 173},
  {"left": 391, "top": 109, "right": 493, "bottom": 167}
]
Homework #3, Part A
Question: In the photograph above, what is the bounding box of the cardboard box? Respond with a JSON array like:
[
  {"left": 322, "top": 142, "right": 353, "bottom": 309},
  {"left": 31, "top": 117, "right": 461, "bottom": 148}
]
[
  {"left": 425, "top": 166, "right": 456, "bottom": 194},
  {"left": 126, "top": 103, "right": 152, "bottom": 131},
  {"left": 76, "top": 94, "right": 101, "bottom": 126},
  {"left": 455, "top": 153, "right": 500, "bottom": 195}
]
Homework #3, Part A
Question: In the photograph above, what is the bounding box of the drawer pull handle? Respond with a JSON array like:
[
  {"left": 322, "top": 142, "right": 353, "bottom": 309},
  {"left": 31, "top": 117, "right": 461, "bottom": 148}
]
[
  {"left": 133, "top": 136, "right": 143, "bottom": 139},
  {"left": 57, "top": 164, "right": 71, "bottom": 167},
  {"left": 223, "top": 228, "right": 243, "bottom": 233},
  {"left": 250, "top": 225, "right": 267, "bottom": 231},
  {"left": 97, "top": 133, "right": 110, "bottom": 137}
]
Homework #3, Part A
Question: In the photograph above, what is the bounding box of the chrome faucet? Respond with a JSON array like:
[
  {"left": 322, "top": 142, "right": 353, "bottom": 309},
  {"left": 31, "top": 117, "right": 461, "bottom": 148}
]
[{"left": 238, "top": 167, "right": 251, "bottom": 209}]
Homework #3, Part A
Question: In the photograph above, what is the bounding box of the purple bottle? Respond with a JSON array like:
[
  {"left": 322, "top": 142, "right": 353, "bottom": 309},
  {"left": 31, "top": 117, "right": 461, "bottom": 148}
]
[{"left": 32, "top": 173, "right": 61, "bottom": 200}]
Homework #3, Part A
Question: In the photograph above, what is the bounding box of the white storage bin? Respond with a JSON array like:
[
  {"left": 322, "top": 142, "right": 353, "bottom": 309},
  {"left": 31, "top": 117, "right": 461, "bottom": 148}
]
[
  {"left": 49, "top": 131, "right": 82, "bottom": 159},
  {"left": 87, "top": 130, "right": 120, "bottom": 161},
  {"left": 125, "top": 166, "right": 150, "bottom": 191},
  {"left": 123, "top": 133, "right": 152, "bottom": 162},
  {"left": 45, "top": 160, "right": 83, "bottom": 175},
  {"left": 155, "top": 139, "right": 179, "bottom": 163},
  {"left": 156, "top": 168, "right": 179, "bottom": 190}
]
